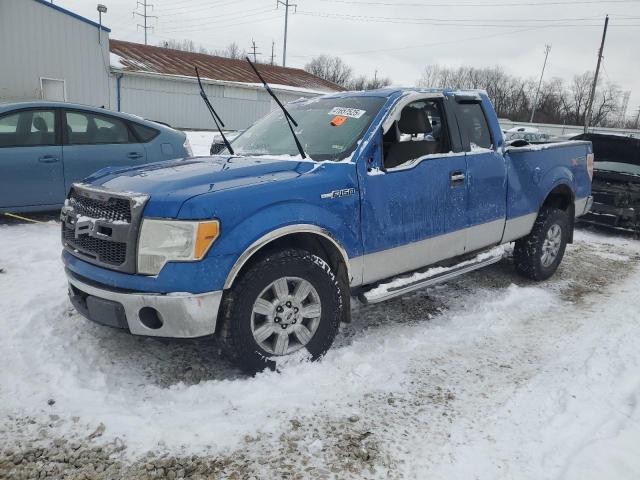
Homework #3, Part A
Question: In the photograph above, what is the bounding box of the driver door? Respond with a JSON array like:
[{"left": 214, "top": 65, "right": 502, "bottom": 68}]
[{"left": 357, "top": 96, "right": 468, "bottom": 285}]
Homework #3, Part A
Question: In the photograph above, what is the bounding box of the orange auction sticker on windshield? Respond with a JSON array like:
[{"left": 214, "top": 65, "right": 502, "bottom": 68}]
[{"left": 331, "top": 115, "right": 348, "bottom": 126}]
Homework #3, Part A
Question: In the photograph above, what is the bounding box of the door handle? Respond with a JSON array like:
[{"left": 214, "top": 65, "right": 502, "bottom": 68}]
[
  {"left": 38, "top": 155, "right": 60, "bottom": 163},
  {"left": 450, "top": 171, "right": 466, "bottom": 186},
  {"left": 127, "top": 152, "right": 143, "bottom": 159}
]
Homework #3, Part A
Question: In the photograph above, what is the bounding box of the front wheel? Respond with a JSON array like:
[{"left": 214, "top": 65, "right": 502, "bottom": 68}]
[
  {"left": 514, "top": 205, "right": 570, "bottom": 281},
  {"left": 217, "top": 249, "right": 343, "bottom": 372}
]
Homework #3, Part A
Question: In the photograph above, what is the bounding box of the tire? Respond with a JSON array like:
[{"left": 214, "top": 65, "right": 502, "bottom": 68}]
[
  {"left": 217, "top": 249, "right": 343, "bottom": 373},
  {"left": 514, "top": 205, "right": 570, "bottom": 281}
]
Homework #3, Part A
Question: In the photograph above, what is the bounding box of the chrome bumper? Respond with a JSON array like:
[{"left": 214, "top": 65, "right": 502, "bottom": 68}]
[{"left": 67, "top": 273, "right": 222, "bottom": 338}]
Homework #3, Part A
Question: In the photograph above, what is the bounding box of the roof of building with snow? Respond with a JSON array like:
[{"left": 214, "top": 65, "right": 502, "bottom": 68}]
[{"left": 109, "top": 40, "right": 344, "bottom": 94}]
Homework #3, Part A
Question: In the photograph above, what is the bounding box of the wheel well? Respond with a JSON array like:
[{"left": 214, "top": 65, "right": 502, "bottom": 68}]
[
  {"left": 543, "top": 184, "right": 574, "bottom": 212},
  {"left": 228, "top": 232, "right": 348, "bottom": 289},
  {"left": 226, "top": 231, "right": 352, "bottom": 321},
  {"left": 541, "top": 184, "right": 576, "bottom": 242}
]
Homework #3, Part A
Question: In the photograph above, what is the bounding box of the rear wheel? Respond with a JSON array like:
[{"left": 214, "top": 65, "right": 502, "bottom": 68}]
[
  {"left": 514, "top": 205, "right": 570, "bottom": 281},
  {"left": 218, "top": 249, "right": 343, "bottom": 372}
]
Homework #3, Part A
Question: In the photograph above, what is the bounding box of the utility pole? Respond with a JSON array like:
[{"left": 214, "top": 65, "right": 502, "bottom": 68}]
[
  {"left": 584, "top": 15, "right": 609, "bottom": 133},
  {"left": 250, "top": 39, "right": 261, "bottom": 63},
  {"left": 530, "top": 44, "right": 552, "bottom": 123},
  {"left": 270, "top": 41, "right": 276, "bottom": 65},
  {"left": 133, "top": 0, "right": 157, "bottom": 45},
  {"left": 634, "top": 107, "right": 640, "bottom": 130},
  {"left": 277, "top": 0, "right": 297, "bottom": 67}
]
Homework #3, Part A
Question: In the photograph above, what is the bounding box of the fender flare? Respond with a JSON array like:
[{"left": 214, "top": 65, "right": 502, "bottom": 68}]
[{"left": 223, "top": 224, "right": 350, "bottom": 289}]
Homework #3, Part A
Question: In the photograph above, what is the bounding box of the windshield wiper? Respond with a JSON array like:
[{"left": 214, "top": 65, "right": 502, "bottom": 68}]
[
  {"left": 245, "top": 57, "right": 307, "bottom": 159},
  {"left": 194, "top": 66, "right": 234, "bottom": 155}
]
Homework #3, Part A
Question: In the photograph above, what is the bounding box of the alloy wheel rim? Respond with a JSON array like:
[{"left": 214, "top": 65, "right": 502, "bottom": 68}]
[
  {"left": 250, "top": 276, "right": 322, "bottom": 356},
  {"left": 541, "top": 223, "right": 562, "bottom": 267}
]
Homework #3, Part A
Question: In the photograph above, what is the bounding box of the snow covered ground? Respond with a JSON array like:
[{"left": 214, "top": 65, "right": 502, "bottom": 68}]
[{"left": 1, "top": 221, "right": 640, "bottom": 479}]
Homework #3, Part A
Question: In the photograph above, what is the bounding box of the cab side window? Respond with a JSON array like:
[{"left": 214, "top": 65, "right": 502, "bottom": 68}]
[
  {"left": 383, "top": 99, "right": 451, "bottom": 169},
  {"left": 0, "top": 110, "right": 56, "bottom": 147},
  {"left": 65, "top": 111, "right": 134, "bottom": 145},
  {"left": 458, "top": 103, "right": 493, "bottom": 150}
]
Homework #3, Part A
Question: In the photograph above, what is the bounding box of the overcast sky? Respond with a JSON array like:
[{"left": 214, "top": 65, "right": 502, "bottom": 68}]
[{"left": 57, "top": 0, "right": 640, "bottom": 119}]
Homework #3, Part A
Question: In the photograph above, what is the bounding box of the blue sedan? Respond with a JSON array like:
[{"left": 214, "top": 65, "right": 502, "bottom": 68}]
[{"left": 0, "top": 102, "right": 192, "bottom": 212}]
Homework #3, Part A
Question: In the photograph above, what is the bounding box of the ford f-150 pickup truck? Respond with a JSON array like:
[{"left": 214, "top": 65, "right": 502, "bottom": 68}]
[{"left": 61, "top": 88, "right": 593, "bottom": 371}]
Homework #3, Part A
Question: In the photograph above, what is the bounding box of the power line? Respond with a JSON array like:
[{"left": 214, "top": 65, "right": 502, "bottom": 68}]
[
  {"left": 277, "top": 0, "right": 298, "bottom": 67},
  {"left": 158, "top": 7, "right": 276, "bottom": 33},
  {"left": 585, "top": 15, "right": 609, "bottom": 133},
  {"left": 313, "top": 0, "right": 640, "bottom": 6},
  {"left": 530, "top": 44, "right": 552, "bottom": 123},
  {"left": 295, "top": 10, "right": 640, "bottom": 27},
  {"left": 133, "top": 0, "right": 157, "bottom": 45},
  {"left": 289, "top": 25, "right": 547, "bottom": 58},
  {"left": 250, "top": 39, "right": 261, "bottom": 62}
]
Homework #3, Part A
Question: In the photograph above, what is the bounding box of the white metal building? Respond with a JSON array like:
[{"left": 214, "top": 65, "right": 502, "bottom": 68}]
[
  {"left": 0, "top": 0, "right": 342, "bottom": 130},
  {"left": 108, "top": 40, "right": 344, "bottom": 130},
  {"left": 0, "top": 0, "right": 111, "bottom": 106}
]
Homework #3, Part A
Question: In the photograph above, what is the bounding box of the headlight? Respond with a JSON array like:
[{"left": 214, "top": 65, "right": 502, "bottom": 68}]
[{"left": 137, "top": 219, "right": 219, "bottom": 275}]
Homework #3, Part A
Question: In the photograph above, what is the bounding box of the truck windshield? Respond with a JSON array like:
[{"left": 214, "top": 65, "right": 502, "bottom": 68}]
[{"left": 230, "top": 96, "right": 387, "bottom": 161}]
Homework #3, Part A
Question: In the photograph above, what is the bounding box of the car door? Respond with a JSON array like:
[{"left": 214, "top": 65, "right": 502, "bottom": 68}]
[
  {"left": 357, "top": 96, "right": 468, "bottom": 285},
  {"left": 0, "top": 108, "right": 64, "bottom": 209},
  {"left": 454, "top": 97, "right": 507, "bottom": 251},
  {"left": 62, "top": 110, "right": 147, "bottom": 190}
]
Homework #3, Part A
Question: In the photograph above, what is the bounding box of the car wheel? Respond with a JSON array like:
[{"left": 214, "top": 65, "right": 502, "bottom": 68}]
[
  {"left": 218, "top": 249, "right": 343, "bottom": 373},
  {"left": 514, "top": 205, "right": 570, "bottom": 281}
]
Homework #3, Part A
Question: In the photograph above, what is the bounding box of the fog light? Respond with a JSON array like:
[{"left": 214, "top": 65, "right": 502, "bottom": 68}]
[{"left": 139, "top": 307, "right": 163, "bottom": 330}]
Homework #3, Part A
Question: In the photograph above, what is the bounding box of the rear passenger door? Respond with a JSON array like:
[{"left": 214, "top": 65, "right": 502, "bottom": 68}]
[
  {"left": 62, "top": 110, "right": 147, "bottom": 190},
  {"left": 0, "top": 109, "right": 64, "bottom": 208},
  {"left": 455, "top": 97, "right": 507, "bottom": 252}
]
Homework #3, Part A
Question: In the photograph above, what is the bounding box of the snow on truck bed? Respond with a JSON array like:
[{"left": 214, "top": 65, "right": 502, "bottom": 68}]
[{"left": 1, "top": 222, "right": 640, "bottom": 478}]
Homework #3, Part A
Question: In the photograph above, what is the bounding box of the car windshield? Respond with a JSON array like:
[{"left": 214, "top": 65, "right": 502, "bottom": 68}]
[{"left": 229, "top": 96, "right": 387, "bottom": 161}]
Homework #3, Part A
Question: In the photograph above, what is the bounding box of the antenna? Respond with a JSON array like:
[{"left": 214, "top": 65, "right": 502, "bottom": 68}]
[{"left": 133, "top": 0, "right": 157, "bottom": 45}]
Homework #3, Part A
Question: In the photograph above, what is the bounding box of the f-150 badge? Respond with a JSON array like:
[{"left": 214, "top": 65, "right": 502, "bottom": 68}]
[{"left": 321, "top": 188, "right": 356, "bottom": 199}]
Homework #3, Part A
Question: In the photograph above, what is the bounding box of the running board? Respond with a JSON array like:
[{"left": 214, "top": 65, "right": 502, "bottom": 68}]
[{"left": 359, "top": 248, "right": 505, "bottom": 305}]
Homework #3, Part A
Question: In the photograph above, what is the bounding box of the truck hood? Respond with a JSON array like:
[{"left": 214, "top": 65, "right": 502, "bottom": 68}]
[{"left": 85, "top": 155, "right": 319, "bottom": 217}]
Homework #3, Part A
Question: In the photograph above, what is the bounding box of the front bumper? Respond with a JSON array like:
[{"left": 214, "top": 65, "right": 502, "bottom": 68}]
[{"left": 66, "top": 270, "right": 222, "bottom": 338}]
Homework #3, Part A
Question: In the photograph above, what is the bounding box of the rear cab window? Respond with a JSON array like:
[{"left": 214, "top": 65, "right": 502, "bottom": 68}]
[
  {"left": 457, "top": 102, "right": 494, "bottom": 151},
  {"left": 0, "top": 110, "right": 57, "bottom": 147}
]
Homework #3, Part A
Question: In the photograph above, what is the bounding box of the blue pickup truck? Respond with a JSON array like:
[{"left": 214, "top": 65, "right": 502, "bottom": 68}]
[{"left": 61, "top": 88, "right": 593, "bottom": 371}]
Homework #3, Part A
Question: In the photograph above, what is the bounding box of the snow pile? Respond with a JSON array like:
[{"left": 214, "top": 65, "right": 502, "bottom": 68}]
[{"left": 1, "top": 223, "right": 640, "bottom": 478}]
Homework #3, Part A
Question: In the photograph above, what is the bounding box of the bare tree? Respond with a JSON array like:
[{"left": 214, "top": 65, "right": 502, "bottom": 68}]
[
  {"left": 347, "top": 74, "right": 392, "bottom": 91},
  {"left": 304, "top": 55, "right": 353, "bottom": 87},
  {"left": 417, "top": 64, "right": 625, "bottom": 128},
  {"left": 213, "top": 42, "right": 247, "bottom": 60},
  {"left": 159, "top": 39, "right": 209, "bottom": 54}
]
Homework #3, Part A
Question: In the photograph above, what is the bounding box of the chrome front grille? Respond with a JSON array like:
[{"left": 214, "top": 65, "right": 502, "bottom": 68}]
[
  {"left": 68, "top": 190, "right": 132, "bottom": 223},
  {"left": 61, "top": 184, "right": 148, "bottom": 274}
]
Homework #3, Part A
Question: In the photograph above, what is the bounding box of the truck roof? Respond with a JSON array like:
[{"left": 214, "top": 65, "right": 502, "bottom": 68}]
[{"left": 319, "top": 87, "right": 487, "bottom": 99}]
